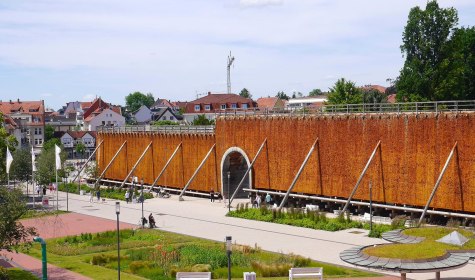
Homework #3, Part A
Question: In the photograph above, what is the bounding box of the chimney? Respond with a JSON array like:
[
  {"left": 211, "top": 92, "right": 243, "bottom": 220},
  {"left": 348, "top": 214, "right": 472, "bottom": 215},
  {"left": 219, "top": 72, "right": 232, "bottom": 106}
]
[
  {"left": 17, "top": 98, "right": 20, "bottom": 103},
  {"left": 208, "top": 92, "right": 211, "bottom": 95},
  {"left": 9, "top": 100, "right": 12, "bottom": 104}
]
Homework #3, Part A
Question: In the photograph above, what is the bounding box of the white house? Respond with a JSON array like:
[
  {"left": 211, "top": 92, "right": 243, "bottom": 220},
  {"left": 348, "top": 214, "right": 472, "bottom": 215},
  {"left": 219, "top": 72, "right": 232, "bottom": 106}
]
[
  {"left": 286, "top": 96, "right": 328, "bottom": 110},
  {"left": 133, "top": 105, "right": 153, "bottom": 124},
  {"left": 84, "top": 108, "right": 125, "bottom": 131}
]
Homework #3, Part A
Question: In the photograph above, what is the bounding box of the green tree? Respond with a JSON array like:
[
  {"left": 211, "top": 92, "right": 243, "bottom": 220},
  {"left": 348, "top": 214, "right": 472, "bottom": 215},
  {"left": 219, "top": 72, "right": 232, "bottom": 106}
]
[
  {"left": 362, "top": 89, "right": 387, "bottom": 104},
  {"left": 44, "top": 124, "right": 55, "bottom": 142},
  {"left": 10, "top": 147, "right": 32, "bottom": 182},
  {"left": 436, "top": 27, "right": 475, "bottom": 100},
  {"left": 276, "top": 91, "right": 289, "bottom": 101},
  {"left": 35, "top": 139, "right": 67, "bottom": 185},
  {"left": 308, "top": 89, "right": 323, "bottom": 96},
  {"left": 75, "top": 142, "right": 86, "bottom": 160},
  {"left": 396, "top": 1, "right": 458, "bottom": 101},
  {"left": 125, "top": 92, "right": 155, "bottom": 113},
  {"left": 0, "top": 113, "right": 18, "bottom": 181},
  {"left": 239, "top": 88, "right": 252, "bottom": 99},
  {"left": 327, "top": 78, "right": 362, "bottom": 104},
  {"left": 0, "top": 187, "right": 37, "bottom": 252},
  {"left": 192, "top": 115, "right": 215, "bottom": 125}
]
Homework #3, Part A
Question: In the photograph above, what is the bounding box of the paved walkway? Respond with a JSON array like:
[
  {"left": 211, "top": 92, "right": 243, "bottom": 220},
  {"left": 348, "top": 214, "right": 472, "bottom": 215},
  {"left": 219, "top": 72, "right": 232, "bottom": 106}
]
[
  {"left": 1, "top": 213, "right": 134, "bottom": 280},
  {"left": 24, "top": 192, "right": 475, "bottom": 279}
]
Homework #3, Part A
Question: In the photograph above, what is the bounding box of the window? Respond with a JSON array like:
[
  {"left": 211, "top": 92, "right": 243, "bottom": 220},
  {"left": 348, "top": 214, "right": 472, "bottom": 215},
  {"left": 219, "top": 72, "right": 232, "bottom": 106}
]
[
  {"left": 194, "top": 105, "right": 200, "bottom": 111},
  {"left": 242, "top": 104, "right": 248, "bottom": 109},
  {"left": 231, "top": 103, "right": 237, "bottom": 109},
  {"left": 34, "top": 128, "right": 42, "bottom": 135},
  {"left": 102, "top": 121, "right": 105, "bottom": 125},
  {"left": 169, "top": 116, "right": 174, "bottom": 120},
  {"left": 221, "top": 104, "right": 226, "bottom": 109},
  {"left": 34, "top": 138, "right": 43, "bottom": 145},
  {"left": 204, "top": 104, "right": 211, "bottom": 111}
]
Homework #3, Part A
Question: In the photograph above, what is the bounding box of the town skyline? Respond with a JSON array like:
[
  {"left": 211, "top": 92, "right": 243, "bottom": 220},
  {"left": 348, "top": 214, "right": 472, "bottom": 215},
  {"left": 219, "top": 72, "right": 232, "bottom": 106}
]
[{"left": 1, "top": 0, "right": 474, "bottom": 109}]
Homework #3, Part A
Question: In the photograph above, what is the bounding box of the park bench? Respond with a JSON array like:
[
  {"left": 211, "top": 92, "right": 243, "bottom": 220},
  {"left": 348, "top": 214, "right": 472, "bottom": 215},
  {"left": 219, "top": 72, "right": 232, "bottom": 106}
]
[
  {"left": 176, "top": 272, "right": 211, "bottom": 280},
  {"left": 289, "top": 267, "right": 323, "bottom": 280}
]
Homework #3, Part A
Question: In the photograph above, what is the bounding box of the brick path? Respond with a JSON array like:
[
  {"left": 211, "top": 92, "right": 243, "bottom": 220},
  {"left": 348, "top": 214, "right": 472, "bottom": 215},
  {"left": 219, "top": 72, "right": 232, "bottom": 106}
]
[{"left": 1, "top": 212, "right": 134, "bottom": 280}]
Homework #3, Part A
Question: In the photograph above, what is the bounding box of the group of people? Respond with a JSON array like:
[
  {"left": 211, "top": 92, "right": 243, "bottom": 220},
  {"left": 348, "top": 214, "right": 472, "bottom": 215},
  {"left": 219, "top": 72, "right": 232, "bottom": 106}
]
[
  {"left": 89, "top": 189, "right": 102, "bottom": 203},
  {"left": 141, "top": 213, "right": 157, "bottom": 228},
  {"left": 250, "top": 192, "right": 273, "bottom": 208},
  {"left": 125, "top": 189, "right": 144, "bottom": 204},
  {"left": 35, "top": 185, "right": 48, "bottom": 196}
]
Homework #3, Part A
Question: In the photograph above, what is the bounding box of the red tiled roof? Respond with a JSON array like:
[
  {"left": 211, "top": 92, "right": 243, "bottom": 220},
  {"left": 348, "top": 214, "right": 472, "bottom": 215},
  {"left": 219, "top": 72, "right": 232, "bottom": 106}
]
[
  {"left": 362, "top": 85, "right": 386, "bottom": 93},
  {"left": 3, "top": 115, "right": 18, "bottom": 128},
  {"left": 387, "top": 94, "right": 397, "bottom": 104},
  {"left": 257, "top": 97, "right": 278, "bottom": 109},
  {"left": 185, "top": 93, "right": 256, "bottom": 113},
  {"left": 83, "top": 97, "right": 121, "bottom": 120},
  {"left": 0, "top": 100, "right": 45, "bottom": 125}
]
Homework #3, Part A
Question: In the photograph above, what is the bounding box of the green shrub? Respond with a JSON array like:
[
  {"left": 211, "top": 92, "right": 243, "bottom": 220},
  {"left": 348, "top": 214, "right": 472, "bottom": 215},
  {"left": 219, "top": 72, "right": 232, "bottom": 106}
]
[
  {"left": 0, "top": 267, "right": 8, "bottom": 280},
  {"left": 191, "top": 264, "right": 211, "bottom": 272},
  {"left": 129, "top": 261, "right": 149, "bottom": 273},
  {"left": 251, "top": 261, "right": 291, "bottom": 277},
  {"left": 91, "top": 254, "right": 118, "bottom": 266}
]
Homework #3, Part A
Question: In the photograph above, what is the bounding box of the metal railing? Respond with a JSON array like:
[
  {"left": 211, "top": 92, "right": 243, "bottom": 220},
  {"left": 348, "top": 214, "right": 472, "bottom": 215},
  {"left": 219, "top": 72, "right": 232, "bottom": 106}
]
[
  {"left": 98, "top": 125, "right": 215, "bottom": 134},
  {"left": 215, "top": 100, "right": 475, "bottom": 116}
]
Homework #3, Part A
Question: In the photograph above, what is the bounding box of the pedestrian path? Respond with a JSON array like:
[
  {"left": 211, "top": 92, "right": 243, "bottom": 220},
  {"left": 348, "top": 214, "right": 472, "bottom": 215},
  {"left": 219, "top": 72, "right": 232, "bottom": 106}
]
[{"left": 28, "top": 191, "right": 475, "bottom": 279}]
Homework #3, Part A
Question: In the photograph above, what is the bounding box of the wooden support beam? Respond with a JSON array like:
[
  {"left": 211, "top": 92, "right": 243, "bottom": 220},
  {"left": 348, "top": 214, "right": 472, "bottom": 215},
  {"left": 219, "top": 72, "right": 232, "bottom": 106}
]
[
  {"left": 278, "top": 139, "right": 318, "bottom": 210},
  {"left": 229, "top": 138, "right": 267, "bottom": 204},
  {"left": 418, "top": 142, "right": 458, "bottom": 226},
  {"left": 94, "top": 140, "right": 127, "bottom": 187},
  {"left": 71, "top": 140, "right": 103, "bottom": 183},
  {"left": 118, "top": 141, "right": 153, "bottom": 189},
  {"left": 150, "top": 142, "right": 182, "bottom": 189},
  {"left": 179, "top": 144, "right": 216, "bottom": 201},
  {"left": 341, "top": 140, "right": 381, "bottom": 214}
]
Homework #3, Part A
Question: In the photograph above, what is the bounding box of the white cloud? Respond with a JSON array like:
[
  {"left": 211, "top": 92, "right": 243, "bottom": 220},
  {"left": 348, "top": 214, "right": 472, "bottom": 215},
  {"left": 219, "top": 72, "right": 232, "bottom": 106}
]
[{"left": 240, "top": 0, "right": 283, "bottom": 7}]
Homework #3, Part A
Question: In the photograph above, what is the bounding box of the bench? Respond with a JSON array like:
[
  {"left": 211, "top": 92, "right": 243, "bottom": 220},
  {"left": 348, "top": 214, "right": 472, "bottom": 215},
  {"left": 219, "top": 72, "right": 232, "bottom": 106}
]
[
  {"left": 176, "top": 272, "right": 211, "bottom": 280},
  {"left": 289, "top": 267, "right": 323, "bottom": 280}
]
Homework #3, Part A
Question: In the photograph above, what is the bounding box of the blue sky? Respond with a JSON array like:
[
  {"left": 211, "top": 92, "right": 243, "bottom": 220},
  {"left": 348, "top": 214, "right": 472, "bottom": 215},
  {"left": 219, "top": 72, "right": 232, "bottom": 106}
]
[{"left": 0, "top": 0, "right": 474, "bottom": 110}]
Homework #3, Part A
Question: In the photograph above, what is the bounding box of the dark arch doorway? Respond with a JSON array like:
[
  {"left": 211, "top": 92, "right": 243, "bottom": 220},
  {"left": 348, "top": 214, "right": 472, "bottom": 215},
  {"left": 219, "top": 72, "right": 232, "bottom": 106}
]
[{"left": 222, "top": 150, "right": 250, "bottom": 199}]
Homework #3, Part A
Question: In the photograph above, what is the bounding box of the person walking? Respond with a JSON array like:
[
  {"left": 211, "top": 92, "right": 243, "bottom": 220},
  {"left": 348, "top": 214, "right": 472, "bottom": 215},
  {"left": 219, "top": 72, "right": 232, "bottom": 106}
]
[
  {"left": 35, "top": 185, "right": 40, "bottom": 196},
  {"left": 125, "top": 190, "right": 130, "bottom": 204},
  {"left": 210, "top": 189, "right": 215, "bottom": 202},
  {"left": 96, "top": 189, "right": 101, "bottom": 202},
  {"left": 265, "top": 193, "right": 272, "bottom": 205},
  {"left": 256, "top": 194, "right": 262, "bottom": 208},
  {"left": 42, "top": 186, "right": 47, "bottom": 196},
  {"left": 89, "top": 190, "right": 94, "bottom": 203}
]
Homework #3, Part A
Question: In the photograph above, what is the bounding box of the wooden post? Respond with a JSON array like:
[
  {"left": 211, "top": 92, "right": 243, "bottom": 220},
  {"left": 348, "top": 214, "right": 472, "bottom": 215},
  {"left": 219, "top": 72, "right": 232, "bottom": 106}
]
[{"left": 400, "top": 273, "right": 406, "bottom": 280}]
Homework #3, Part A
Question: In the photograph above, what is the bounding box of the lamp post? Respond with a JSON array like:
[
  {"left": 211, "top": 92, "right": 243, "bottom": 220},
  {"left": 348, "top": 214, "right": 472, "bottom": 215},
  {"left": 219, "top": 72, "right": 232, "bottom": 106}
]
[
  {"left": 115, "top": 202, "right": 121, "bottom": 280},
  {"left": 33, "top": 237, "right": 47, "bottom": 280},
  {"left": 140, "top": 178, "right": 144, "bottom": 228},
  {"left": 369, "top": 180, "right": 373, "bottom": 233},
  {"left": 66, "top": 177, "right": 69, "bottom": 211},
  {"left": 227, "top": 171, "right": 231, "bottom": 212},
  {"left": 226, "top": 236, "right": 232, "bottom": 280}
]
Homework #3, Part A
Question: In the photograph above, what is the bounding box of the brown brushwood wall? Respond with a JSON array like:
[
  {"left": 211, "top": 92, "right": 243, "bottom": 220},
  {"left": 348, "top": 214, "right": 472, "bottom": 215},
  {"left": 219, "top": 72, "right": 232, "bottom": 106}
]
[
  {"left": 96, "top": 132, "right": 218, "bottom": 192},
  {"left": 98, "top": 113, "right": 475, "bottom": 213},
  {"left": 215, "top": 113, "right": 475, "bottom": 213}
]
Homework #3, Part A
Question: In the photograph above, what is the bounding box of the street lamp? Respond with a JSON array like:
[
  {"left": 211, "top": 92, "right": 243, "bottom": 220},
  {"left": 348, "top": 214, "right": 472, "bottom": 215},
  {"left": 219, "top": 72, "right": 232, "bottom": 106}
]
[
  {"left": 227, "top": 171, "right": 231, "bottom": 212},
  {"left": 226, "top": 236, "right": 232, "bottom": 280},
  {"left": 369, "top": 180, "right": 373, "bottom": 233},
  {"left": 115, "top": 202, "right": 121, "bottom": 280},
  {"left": 66, "top": 177, "right": 69, "bottom": 211},
  {"left": 140, "top": 178, "right": 144, "bottom": 228}
]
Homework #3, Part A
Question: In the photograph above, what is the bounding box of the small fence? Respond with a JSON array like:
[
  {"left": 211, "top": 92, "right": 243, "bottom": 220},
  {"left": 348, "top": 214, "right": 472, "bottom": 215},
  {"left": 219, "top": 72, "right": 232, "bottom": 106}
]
[
  {"left": 98, "top": 125, "right": 215, "bottom": 134},
  {"left": 216, "top": 100, "right": 475, "bottom": 116}
]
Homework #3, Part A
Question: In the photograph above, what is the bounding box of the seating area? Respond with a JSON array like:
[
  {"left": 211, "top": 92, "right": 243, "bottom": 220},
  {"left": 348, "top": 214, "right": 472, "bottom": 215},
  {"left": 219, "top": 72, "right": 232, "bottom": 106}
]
[
  {"left": 176, "top": 272, "right": 211, "bottom": 280},
  {"left": 361, "top": 212, "right": 392, "bottom": 225},
  {"left": 288, "top": 267, "right": 323, "bottom": 280}
]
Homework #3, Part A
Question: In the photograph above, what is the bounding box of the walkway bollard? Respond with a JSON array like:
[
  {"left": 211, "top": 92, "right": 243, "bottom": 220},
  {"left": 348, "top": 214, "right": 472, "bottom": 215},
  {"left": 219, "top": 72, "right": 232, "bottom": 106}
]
[{"left": 33, "top": 236, "right": 47, "bottom": 280}]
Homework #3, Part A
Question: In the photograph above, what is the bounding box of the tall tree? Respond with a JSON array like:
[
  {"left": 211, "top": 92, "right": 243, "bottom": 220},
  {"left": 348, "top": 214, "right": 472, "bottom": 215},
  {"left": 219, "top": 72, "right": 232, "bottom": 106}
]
[
  {"left": 0, "top": 113, "right": 18, "bottom": 181},
  {"left": 396, "top": 1, "right": 458, "bottom": 101},
  {"left": 0, "top": 188, "right": 37, "bottom": 252},
  {"left": 239, "top": 88, "right": 252, "bottom": 99},
  {"left": 35, "top": 139, "right": 67, "bottom": 185},
  {"left": 44, "top": 124, "right": 55, "bottom": 142},
  {"left": 308, "top": 89, "right": 323, "bottom": 96},
  {"left": 276, "top": 91, "right": 289, "bottom": 101},
  {"left": 327, "top": 78, "right": 362, "bottom": 104},
  {"left": 436, "top": 27, "right": 475, "bottom": 100},
  {"left": 125, "top": 92, "right": 155, "bottom": 113},
  {"left": 10, "top": 147, "right": 32, "bottom": 182}
]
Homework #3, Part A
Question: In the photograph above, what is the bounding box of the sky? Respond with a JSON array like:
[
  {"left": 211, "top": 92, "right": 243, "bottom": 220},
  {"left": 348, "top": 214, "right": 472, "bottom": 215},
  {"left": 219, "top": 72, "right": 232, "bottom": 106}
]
[{"left": 0, "top": 0, "right": 474, "bottom": 110}]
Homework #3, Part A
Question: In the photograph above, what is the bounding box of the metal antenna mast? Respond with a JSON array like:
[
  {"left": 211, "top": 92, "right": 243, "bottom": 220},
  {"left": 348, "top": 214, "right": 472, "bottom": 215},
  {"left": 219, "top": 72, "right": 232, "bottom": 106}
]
[{"left": 227, "top": 51, "right": 235, "bottom": 94}]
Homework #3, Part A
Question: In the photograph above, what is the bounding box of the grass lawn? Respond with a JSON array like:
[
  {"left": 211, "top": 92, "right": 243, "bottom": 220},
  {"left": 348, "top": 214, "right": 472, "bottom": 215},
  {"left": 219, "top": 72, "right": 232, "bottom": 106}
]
[
  {"left": 227, "top": 205, "right": 400, "bottom": 238},
  {"left": 25, "top": 229, "right": 380, "bottom": 279},
  {"left": 363, "top": 227, "right": 475, "bottom": 260},
  {"left": 1, "top": 268, "right": 39, "bottom": 280},
  {"left": 20, "top": 210, "right": 69, "bottom": 220}
]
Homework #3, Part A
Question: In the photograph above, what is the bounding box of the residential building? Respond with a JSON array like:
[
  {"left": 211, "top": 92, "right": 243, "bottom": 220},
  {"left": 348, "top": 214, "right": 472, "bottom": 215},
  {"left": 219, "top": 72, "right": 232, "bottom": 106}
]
[
  {"left": 0, "top": 99, "right": 45, "bottom": 152},
  {"left": 183, "top": 92, "right": 257, "bottom": 123},
  {"left": 286, "top": 96, "right": 328, "bottom": 110},
  {"left": 45, "top": 114, "right": 77, "bottom": 132},
  {"left": 84, "top": 108, "right": 125, "bottom": 131},
  {"left": 256, "top": 97, "right": 286, "bottom": 111},
  {"left": 134, "top": 105, "right": 182, "bottom": 124},
  {"left": 57, "top": 131, "right": 96, "bottom": 159}
]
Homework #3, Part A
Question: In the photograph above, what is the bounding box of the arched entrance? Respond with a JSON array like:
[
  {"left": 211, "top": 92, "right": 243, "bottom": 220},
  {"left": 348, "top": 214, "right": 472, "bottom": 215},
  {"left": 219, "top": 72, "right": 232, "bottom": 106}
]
[{"left": 221, "top": 147, "right": 251, "bottom": 199}]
